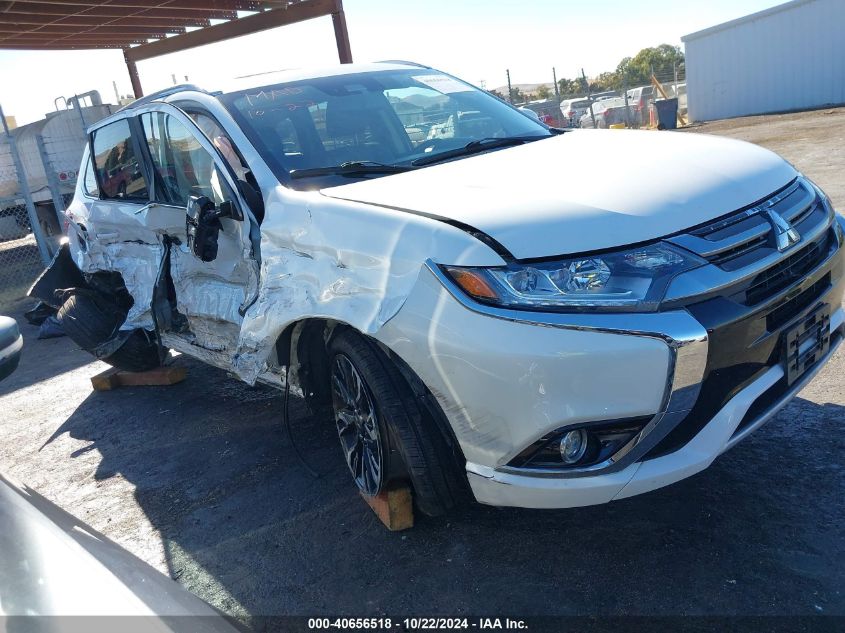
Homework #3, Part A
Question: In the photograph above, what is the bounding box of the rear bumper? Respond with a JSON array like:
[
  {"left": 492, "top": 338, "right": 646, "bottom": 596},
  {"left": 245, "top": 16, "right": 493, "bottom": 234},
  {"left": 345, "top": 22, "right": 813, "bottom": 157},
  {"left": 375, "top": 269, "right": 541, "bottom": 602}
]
[{"left": 468, "top": 308, "right": 843, "bottom": 508}]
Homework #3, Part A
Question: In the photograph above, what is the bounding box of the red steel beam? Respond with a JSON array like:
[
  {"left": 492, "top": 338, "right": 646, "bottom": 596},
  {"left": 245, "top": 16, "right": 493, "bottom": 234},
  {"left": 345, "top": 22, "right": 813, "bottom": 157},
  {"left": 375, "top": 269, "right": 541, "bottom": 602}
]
[
  {"left": 0, "top": 1, "right": 256, "bottom": 12},
  {"left": 0, "top": 12, "right": 215, "bottom": 27},
  {"left": 0, "top": 26, "right": 186, "bottom": 36},
  {"left": 0, "top": 42, "right": 126, "bottom": 48},
  {"left": 124, "top": 0, "right": 337, "bottom": 62},
  {"left": 0, "top": 2, "right": 253, "bottom": 17},
  {"left": 331, "top": 2, "right": 351, "bottom": 64}
]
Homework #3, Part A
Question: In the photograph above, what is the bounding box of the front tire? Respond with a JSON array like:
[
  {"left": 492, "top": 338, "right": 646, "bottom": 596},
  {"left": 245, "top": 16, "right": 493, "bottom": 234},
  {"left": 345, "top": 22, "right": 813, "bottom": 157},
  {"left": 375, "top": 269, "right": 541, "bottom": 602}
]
[{"left": 327, "top": 329, "right": 468, "bottom": 516}]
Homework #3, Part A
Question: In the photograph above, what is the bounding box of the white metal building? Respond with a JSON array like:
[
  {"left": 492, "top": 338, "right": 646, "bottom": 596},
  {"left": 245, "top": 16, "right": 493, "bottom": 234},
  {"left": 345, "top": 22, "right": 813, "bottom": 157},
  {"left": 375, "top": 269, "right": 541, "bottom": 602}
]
[{"left": 682, "top": 0, "right": 845, "bottom": 122}]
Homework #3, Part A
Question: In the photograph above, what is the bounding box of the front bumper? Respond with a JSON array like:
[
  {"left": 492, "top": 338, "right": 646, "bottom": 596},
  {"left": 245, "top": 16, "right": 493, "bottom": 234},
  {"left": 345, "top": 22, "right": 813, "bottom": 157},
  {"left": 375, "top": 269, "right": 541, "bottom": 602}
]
[
  {"left": 377, "top": 210, "right": 844, "bottom": 509},
  {"left": 468, "top": 309, "right": 842, "bottom": 508}
]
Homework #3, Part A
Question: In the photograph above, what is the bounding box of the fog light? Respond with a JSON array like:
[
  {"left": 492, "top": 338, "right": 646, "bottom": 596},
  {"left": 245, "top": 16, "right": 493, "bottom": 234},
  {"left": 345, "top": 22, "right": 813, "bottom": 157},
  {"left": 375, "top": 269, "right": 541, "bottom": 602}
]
[{"left": 559, "top": 429, "right": 588, "bottom": 464}]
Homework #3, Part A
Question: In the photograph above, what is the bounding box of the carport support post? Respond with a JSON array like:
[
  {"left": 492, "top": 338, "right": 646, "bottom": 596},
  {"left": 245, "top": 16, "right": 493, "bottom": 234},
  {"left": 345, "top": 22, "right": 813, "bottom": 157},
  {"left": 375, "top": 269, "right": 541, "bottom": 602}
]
[
  {"left": 331, "top": 2, "right": 353, "bottom": 63},
  {"left": 35, "top": 134, "right": 66, "bottom": 254},
  {"left": 124, "top": 49, "right": 143, "bottom": 98},
  {"left": 0, "top": 103, "right": 51, "bottom": 265}
]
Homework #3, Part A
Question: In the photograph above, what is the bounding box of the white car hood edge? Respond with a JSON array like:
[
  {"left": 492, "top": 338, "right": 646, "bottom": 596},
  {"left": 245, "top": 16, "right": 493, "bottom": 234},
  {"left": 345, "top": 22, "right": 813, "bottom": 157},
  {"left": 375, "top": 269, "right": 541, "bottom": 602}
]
[{"left": 320, "top": 130, "right": 798, "bottom": 260}]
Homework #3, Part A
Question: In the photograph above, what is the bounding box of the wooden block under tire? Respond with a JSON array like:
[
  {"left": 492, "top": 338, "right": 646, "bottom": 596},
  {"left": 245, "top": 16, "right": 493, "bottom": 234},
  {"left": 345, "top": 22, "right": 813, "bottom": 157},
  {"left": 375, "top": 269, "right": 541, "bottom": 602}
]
[
  {"left": 360, "top": 484, "right": 414, "bottom": 531},
  {"left": 91, "top": 365, "right": 187, "bottom": 391}
]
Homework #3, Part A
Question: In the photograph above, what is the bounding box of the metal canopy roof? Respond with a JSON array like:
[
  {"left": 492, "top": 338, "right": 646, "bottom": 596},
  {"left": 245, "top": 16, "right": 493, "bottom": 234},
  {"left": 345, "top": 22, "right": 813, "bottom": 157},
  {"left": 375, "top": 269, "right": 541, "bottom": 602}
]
[{"left": 0, "top": 0, "right": 352, "bottom": 96}]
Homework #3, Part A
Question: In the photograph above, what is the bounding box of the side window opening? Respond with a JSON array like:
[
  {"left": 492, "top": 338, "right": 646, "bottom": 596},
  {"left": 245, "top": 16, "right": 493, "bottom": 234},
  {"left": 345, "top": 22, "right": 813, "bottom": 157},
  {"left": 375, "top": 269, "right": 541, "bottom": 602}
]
[
  {"left": 141, "top": 112, "right": 238, "bottom": 209},
  {"left": 190, "top": 113, "right": 250, "bottom": 182},
  {"left": 92, "top": 119, "right": 147, "bottom": 201},
  {"left": 187, "top": 111, "right": 265, "bottom": 224},
  {"left": 82, "top": 154, "right": 99, "bottom": 197}
]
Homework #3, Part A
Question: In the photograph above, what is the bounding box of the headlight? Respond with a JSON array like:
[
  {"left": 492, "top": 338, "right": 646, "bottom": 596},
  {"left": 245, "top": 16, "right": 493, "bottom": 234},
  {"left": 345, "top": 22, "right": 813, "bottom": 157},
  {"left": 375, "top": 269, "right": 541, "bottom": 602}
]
[{"left": 442, "top": 242, "right": 705, "bottom": 312}]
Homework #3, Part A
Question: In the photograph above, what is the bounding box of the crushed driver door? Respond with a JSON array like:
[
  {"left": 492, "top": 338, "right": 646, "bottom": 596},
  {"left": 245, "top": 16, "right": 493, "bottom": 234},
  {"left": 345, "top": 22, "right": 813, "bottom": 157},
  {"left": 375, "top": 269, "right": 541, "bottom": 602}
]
[{"left": 136, "top": 104, "right": 259, "bottom": 360}]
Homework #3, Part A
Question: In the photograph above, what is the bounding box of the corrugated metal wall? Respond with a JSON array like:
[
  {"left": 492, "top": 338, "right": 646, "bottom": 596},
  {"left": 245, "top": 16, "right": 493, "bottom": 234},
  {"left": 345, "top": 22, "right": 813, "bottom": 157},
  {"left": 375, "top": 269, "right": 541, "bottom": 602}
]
[{"left": 683, "top": 0, "right": 845, "bottom": 122}]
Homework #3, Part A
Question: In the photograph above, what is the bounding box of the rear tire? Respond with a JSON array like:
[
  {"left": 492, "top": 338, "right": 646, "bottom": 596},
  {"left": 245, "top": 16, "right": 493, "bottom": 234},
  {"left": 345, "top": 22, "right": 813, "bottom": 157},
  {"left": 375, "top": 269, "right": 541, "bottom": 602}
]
[
  {"left": 327, "top": 329, "right": 468, "bottom": 516},
  {"left": 57, "top": 292, "right": 164, "bottom": 373}
]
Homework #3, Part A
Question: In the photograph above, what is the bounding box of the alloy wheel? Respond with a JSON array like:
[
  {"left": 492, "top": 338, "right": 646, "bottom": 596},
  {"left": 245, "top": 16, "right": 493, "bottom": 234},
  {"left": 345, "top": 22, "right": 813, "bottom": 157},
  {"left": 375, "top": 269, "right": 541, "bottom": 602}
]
[{"left": 330, "top": 353, "right": 384, "bottom": 495}]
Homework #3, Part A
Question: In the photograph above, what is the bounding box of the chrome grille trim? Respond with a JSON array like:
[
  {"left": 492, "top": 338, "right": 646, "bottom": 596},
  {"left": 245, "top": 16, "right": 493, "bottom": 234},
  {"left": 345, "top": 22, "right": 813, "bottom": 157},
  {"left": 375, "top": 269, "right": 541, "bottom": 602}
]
[
  {"left": 664, "top": 190, "right": 835, "bottom": 303},
  {"left": 666, "top": 178, "right": 817, "bottom": 267}
]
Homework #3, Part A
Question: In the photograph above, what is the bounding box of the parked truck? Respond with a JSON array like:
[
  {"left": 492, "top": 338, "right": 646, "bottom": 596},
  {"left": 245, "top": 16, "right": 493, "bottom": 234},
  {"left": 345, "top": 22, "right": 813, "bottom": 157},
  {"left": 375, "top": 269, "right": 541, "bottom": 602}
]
[{"left": 0, "top": 91, "right": 115, "bottom": 245}]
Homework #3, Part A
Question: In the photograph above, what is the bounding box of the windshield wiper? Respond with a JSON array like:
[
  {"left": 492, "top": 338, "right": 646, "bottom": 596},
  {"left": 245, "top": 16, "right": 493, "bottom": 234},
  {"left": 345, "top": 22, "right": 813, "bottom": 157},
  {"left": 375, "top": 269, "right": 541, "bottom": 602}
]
[
  {"left": 411, "top": 135, "right": 549, "bottom": 167},
  {"left": 290, "top": 161, "right": 415, "bottom": 179}
]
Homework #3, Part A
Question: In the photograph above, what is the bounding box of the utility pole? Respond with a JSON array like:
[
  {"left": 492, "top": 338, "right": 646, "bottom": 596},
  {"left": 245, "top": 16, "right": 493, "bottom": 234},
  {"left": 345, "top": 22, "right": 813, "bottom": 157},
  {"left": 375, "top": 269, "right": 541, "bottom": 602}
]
[
  {"left": 552, "top": 67, "right": 560, "bottom": 102},
  {"left": 112, "top": 81, "right": 120, "bottom": 104},
  {"left": 582, "top": 68, "right": 596, "bottom": 128},
  {"left": 506, "top": 69, "right": 513, "bottom": 104}
]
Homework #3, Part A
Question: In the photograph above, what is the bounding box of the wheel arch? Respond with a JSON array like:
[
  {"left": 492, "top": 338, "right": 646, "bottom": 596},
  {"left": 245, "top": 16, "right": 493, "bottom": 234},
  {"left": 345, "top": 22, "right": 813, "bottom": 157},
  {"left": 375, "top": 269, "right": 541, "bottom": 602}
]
[{"left": 275, "top": 316, "right": 469, "bottom": 481}]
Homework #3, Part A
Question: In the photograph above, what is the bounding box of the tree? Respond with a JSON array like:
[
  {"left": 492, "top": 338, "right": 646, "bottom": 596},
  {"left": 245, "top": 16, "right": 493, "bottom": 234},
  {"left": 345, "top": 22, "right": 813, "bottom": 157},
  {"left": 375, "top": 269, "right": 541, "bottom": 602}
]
[
  {"left": 508, "top": 86, "right": 523, "bottom": 104},
  {"left": 536, "top": 84, "right": 552, "bottom": 100},
  {"left": 557, "top": 78, "right": 584, "bottom": 98},
  {"left": 589, "top": 71, "right": 621, "bottom": 93},
  {"left": 617, "top": 44, "right": 684, "bottom": 86}
]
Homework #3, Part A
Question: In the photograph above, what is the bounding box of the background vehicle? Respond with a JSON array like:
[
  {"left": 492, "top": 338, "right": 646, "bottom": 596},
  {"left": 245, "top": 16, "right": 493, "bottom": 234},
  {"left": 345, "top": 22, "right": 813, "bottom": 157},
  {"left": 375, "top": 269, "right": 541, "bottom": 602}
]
[
  {"left": 578, "top": 97, "right": 635, "bottom": 128},
  {"left": 559, "top": 98, "right": 591, "bottom": 127},
  {"left": 591, "top": 90, "right": 620, "bottom": 101},
  {"left": 0, "top": 92, "right": 114, "bottom": 243},
  {"left": 518, "top": 107, "right": 541, "bottom": 122},
  {"left": 626, "top": 85, "right": 655, "bottom": 126},
  {"left": 0, "top": 316, "right": 21, "bottom": 381},
  {"left": 518, "top": 99, "right": 564, "bottom": 127}
]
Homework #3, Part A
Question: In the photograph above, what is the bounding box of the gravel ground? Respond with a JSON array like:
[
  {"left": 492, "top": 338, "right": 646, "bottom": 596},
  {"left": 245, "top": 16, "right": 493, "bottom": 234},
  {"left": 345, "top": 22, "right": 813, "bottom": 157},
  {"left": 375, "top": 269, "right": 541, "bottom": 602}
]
[{"left": 1, "top": 108, "right": 843, "bottom": 629}]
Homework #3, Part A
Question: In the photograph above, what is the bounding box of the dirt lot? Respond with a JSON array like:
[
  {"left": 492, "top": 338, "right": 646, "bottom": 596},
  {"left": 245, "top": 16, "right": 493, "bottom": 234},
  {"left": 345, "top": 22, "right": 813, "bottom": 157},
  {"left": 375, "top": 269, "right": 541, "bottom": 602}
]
[
  {"left": 1, "top": 108, "right": 844, "bottom": 629},
  {"left": 685, "top": 106, "right": 845, "bottom": 210}
]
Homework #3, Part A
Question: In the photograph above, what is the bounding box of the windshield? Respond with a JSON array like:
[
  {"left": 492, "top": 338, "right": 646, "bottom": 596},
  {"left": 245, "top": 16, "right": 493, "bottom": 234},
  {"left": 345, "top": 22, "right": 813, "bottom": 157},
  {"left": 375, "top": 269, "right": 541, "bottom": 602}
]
[{"left": 220, "top": 68, "right": 553, "bottom": 188}]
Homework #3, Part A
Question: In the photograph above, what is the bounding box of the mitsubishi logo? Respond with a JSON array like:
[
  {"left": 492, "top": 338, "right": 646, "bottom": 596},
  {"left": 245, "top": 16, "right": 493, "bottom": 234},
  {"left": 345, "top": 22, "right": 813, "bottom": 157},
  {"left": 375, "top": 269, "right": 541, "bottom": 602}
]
[{"left": 765, "top": 208, "right": 801, "bottom": 252}]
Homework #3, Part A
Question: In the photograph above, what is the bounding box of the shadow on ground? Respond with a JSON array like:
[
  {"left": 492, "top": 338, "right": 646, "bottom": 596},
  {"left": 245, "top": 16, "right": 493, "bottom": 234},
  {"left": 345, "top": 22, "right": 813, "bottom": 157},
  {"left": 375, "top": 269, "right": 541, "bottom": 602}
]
[
  {"left": 0, "top": 300, "right": 102, "bottom": 398},
  {"left": 36, "top": 349, "right": 845, "bottom": 626}
]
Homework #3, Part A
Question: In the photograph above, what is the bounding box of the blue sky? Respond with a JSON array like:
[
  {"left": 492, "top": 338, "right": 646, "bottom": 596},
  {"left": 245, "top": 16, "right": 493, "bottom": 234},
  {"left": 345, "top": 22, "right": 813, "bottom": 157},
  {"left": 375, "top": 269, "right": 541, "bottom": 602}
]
[{"left": 1, "top": 0, "right": 785, "bottom": 125}]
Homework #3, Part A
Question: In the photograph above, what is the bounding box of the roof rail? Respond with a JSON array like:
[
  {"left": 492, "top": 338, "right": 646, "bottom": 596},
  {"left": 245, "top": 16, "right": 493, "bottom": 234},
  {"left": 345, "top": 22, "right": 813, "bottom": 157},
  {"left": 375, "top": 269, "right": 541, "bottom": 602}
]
[
  {"left": 376, "top": 60, "right": 431, "bottom": 69},
  {"left": 116, "top": 84, "right": 214, "bottom": 112}
]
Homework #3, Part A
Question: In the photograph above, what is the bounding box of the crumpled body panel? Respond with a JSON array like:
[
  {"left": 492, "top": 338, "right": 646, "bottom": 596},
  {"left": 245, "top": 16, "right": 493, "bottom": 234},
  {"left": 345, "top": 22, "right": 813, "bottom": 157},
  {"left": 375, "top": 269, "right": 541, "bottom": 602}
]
[
  {"left": 230, "top": 187, "right": 504, "bottom": 384},
  {"left": 72, "top": 237, "right": 161, "bottom": 331}
]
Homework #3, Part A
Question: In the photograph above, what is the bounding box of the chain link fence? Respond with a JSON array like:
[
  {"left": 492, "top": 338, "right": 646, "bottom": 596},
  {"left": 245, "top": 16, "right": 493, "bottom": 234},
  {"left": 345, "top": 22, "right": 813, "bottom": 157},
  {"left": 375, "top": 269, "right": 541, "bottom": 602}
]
[
  {"left": 0, "top": 131, "right": 47, "bottom": 311},
  {"left": 0, "top": 99, "right": 107, "bottom": 312},
  {"left": 509, "top": 65, "right": 687, "bottom": 130}
]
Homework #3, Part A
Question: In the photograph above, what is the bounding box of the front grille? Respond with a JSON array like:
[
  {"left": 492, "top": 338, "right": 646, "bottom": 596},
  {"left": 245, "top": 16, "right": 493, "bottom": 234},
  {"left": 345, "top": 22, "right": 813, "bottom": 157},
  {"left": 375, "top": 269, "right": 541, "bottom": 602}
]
[
  {"left": 667, "top": 178, "right": 819, "bottom": 272},
  {"left": 745, "top": 229, "right": 834, "bottom": 305},
  {"left": 646, "top": 254, "right": 841, "bottom": 461},
  {"left": 647, "top": 178, "right": 841, "bottom": 460}
]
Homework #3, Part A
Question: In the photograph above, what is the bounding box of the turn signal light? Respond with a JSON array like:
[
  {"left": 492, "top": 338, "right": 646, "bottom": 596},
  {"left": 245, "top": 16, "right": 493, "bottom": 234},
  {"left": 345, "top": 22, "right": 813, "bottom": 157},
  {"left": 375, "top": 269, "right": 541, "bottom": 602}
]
[{"left": 444, "top": 267, "right": 499, "bottom": 300}]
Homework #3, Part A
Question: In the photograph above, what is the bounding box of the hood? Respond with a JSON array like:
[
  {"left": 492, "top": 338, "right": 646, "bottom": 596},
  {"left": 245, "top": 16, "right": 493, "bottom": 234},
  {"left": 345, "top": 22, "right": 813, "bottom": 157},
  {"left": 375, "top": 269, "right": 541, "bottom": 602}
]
[{"left": 320, "top": 130, "right": 798, "bottom": 260}]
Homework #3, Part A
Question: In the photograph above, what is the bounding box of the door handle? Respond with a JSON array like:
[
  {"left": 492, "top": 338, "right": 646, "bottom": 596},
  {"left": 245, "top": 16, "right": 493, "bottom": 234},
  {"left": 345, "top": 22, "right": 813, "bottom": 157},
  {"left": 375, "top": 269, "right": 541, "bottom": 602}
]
[{"left": 96, "top": 232, "right": 119, "bottom": 240}]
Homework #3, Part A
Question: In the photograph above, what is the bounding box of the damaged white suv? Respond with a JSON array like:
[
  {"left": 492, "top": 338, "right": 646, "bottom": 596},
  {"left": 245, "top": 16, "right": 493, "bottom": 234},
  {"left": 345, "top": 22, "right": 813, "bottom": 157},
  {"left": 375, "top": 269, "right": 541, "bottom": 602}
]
[{"left": 33, "top": 62, "right": 844, "bottom": 513}]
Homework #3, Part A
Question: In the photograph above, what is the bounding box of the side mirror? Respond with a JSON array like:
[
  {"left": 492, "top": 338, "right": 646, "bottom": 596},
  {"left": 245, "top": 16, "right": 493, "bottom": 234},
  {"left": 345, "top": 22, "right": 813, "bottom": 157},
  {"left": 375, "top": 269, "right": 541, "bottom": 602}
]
[
  {"left": 186, "top": 195, "right": 221, "bottom": 262},
  {"left": 217, "top": 200, "right": 244, "bottom": 222}
]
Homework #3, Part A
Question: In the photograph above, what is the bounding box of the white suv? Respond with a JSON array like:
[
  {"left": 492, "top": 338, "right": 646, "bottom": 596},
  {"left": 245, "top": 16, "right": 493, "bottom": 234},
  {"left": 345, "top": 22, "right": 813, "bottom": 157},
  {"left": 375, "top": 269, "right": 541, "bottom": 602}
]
[{"left": 33, "top": 62, "right": 845, "bottom": 513}]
